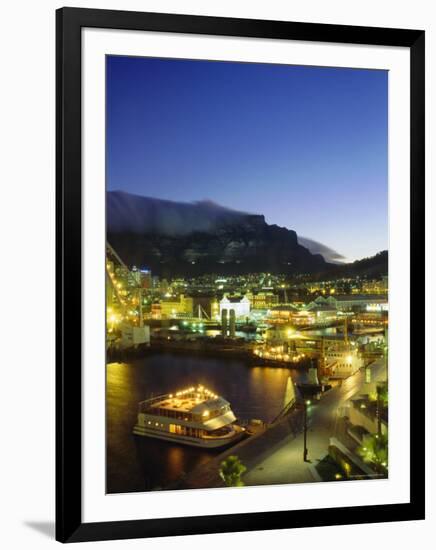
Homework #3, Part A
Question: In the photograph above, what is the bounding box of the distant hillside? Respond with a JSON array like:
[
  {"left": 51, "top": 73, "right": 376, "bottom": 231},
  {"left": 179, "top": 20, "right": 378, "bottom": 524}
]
[{"left": 309, "top": 251, "right": 388, "bottom": 281}]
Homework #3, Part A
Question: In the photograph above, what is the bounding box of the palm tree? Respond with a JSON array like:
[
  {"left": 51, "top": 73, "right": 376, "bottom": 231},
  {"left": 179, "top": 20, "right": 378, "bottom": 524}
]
[
  {"left": 377, "top": 383, "right": 388, "bottom": 406},
  {"left": 357, "top": 433, "right": 388, "bottom": 472},
  {"left": 219, "top": 455, "right": 247, "bottom": 487}
]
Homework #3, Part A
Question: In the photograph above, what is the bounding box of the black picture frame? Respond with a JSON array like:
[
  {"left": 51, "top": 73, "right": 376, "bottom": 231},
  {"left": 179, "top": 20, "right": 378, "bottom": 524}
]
[{"left": 56, "top": 7, "right": 425, "bottom": 543}]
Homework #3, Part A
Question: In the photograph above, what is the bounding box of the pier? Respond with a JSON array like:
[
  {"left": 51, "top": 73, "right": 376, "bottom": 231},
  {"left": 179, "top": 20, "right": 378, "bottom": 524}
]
[{"left": 169, "top": 407, "right": 304, "bottom": 490}]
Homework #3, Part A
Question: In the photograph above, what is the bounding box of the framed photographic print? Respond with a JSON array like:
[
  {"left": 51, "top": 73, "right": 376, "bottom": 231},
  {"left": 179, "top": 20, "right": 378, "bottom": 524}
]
[{"left": 56, "top": 7, "right": 425, "bottom": 543}]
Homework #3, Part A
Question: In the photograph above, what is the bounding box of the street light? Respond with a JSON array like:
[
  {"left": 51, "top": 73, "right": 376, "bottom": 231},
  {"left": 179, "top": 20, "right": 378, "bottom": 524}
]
[{"left": 303, "top": 400, "right": 311, "bottom": 462}]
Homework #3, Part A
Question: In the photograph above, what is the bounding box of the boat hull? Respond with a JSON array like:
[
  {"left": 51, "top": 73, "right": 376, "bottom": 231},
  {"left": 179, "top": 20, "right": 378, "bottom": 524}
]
[{"left": 133, "top": 425, "right": 244, "bottom": 449}]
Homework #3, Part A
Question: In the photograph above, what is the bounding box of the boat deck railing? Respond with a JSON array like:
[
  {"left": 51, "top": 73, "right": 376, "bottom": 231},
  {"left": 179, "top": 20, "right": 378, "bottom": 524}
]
[
  {"left": 138, "top": 393, "right": 171, "bottom": 412},
  {"left": 138, "top": 388, "right": 221, "bottom": 413}
]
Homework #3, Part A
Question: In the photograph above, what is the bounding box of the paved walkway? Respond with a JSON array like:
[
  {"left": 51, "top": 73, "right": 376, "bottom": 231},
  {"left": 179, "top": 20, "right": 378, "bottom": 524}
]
[
  {"left": 244, "top": 359, "right": 386, "bottom": 486},
  {"left": 172, "top": 409, "right": 304, "bottom": 490},
  {"left": 172, "top": 358, "right": 386, "bottom": 490}
]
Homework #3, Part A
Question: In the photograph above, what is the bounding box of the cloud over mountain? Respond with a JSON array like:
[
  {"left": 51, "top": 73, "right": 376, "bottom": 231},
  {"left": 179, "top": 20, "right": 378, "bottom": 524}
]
[
  {"left": 297, "top": 236, "right": 346, "bottom": 264},
  {"left": 107, "top": 191, "right": 328, "bottom": 276}
]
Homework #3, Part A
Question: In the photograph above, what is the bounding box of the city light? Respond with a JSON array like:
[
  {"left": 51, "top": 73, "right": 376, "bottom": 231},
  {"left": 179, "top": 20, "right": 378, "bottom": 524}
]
[{"left": 106, "top": 243, "right": 388, "bottom": 490}]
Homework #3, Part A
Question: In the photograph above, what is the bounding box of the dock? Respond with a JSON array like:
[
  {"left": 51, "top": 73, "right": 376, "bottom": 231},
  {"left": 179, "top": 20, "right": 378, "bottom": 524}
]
[{"left": 167, "top": 407, "right": 304, "bottom": 490}]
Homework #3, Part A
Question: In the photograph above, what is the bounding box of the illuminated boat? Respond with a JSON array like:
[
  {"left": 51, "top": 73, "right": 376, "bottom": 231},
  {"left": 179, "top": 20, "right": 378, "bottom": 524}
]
[{"left": 133, "top": 385, "right": 245, "bottom": 448}]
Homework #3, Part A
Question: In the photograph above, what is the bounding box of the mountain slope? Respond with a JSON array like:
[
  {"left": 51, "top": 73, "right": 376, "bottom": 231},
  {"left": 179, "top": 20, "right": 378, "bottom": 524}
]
[{"left": 107, "top": 191, "right": 327, "bottom": 276}]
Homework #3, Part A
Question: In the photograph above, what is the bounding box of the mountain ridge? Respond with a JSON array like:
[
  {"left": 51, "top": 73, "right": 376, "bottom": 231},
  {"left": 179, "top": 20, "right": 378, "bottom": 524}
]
[
  {"left": 107, "top": 191, "right": 387, "bottom": 278},
  {"left": 107, "top": 191, "right": 327, "bottom": 277}
]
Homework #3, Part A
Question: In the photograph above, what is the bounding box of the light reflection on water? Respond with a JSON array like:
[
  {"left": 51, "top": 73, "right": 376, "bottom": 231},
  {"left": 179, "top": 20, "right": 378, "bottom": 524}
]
[{"left": 106, "top": 353, "right": 307, "bottom": 493}]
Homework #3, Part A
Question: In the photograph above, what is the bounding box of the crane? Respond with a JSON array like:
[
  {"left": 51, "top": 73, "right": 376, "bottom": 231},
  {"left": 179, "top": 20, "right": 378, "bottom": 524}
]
[{"left": 106, "top": 241, "right": 144, "bottom": 326}]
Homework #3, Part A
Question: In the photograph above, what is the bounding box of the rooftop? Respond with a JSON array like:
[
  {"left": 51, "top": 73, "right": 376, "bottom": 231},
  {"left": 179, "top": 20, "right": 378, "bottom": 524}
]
[
  {"left": 148, "top": 386, "right": 228, "bottom": 414},
  {"left": 270, "top": 305, "right": 299, "bottom": 312},
  {"left": 310, "top": 305, "right": 337, "bottom": 312},
  {"left": 335, "top": 294, "right": 388, "bottom": 302},
  {"left": 221, "top": 295, "right": 250, "bottom": 303}
]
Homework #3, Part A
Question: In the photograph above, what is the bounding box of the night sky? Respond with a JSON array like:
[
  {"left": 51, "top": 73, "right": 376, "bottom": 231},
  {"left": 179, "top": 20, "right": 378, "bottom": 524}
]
[{"left": 106, "top": 56, "right": 388, "bottom": 262}]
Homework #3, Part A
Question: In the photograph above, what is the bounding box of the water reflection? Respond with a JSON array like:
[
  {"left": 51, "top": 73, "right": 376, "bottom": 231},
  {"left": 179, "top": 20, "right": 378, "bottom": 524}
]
[{"left": 106, "top": 353, "right": 307, "bottom": 493}]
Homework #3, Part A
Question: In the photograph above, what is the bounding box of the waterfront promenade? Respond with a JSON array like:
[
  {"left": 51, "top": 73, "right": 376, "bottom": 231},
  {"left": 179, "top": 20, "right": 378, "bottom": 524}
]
[
  {"left": 246, "top": 357, "right": 386, "bottom": 486},
  {"left": 173, "top": 358, "right": 386, "bottom": 490}
]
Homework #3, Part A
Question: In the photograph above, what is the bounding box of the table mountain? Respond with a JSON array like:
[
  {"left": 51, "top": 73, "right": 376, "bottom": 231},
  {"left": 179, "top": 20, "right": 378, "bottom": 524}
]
[{"left": 107, "top": 191, "right": 328, "bottom": 277}]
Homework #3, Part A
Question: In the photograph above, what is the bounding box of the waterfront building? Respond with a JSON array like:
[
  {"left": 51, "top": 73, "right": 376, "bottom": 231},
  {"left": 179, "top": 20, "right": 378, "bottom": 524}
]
[
  {"left": 267, "top": 304, "right": 300, "bottom": 324},
  {"left": 249, "top": 292, "right": 279, "bottom": 310},
  {"left": 323, "top": 344, "right": 364, "bottom": 379},
  {"left": 219, "top": 295, "right": 251, "bottom": 319},
  {"left": 160, "top": 294, "right": 194, "bottom": 318},
  {"left": 351, "top": 311, "right": 388, "bottom": 329},
  {"left": 306, "top": 294, "right": 388, "bottom": 313},
  {"left": 248, "top": 308, "right": 270, "bottom": 323},
  {"left": 120, "top": 323, "right": 150, "bottom": 349},
  {"left": 267, "top": 305, "right": 336, "bottom": 327},
  {"left": 309, "top": 305, "right": 338, "bottom": 324}
]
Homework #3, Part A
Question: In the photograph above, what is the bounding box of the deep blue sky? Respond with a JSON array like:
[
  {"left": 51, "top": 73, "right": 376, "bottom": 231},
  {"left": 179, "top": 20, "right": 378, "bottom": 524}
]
[{"left": 107, "top": 56, "right": 388, "bottom": 262}]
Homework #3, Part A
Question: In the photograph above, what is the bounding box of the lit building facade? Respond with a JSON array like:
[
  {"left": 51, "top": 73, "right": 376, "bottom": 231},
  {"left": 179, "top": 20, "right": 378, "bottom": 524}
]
[
  {"left": 361, "top": 276, "right": 388, "bottom": 294},
  {"left": 159, "top": 294, "right": 194, "bottom": 319},
  {"left": 219, "top": 295, "right": 251, "bottom": 319},
  {"left": 310, "top": 305, "right": 338, "bottom": 324},
  {"left": 323, "top": 345, "right": 363, "bottom": 379},
  {"left": 248, "top": 292, "right": 279, "bottom": 310},
  {"left": 306, "top": 294, "right": 388, "bottom": 313},
  {"left": 268, "top": 306, "right": 318, "bottom": 326},
  {"left": 351, "top": 311, "right": 388, "bottom": 328}
]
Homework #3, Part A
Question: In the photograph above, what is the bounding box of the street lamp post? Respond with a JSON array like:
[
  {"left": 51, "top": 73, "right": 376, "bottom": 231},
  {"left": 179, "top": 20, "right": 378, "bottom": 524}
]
[{"left": 303, "top": 400, "right": 311, "bottom": 462}]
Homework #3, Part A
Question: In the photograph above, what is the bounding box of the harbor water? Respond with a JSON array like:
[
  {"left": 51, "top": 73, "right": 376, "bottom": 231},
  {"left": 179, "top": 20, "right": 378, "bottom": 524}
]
[{"left": 106, "top": 353, "right": 308, "bottom": 493}]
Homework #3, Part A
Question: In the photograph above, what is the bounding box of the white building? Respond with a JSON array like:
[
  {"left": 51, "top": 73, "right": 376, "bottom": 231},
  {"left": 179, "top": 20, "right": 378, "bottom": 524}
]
[
  {"left": 120, "top": 324, "right": 150, "bottom": 349},
  {"left": 219, "top": 295, "right": 251, "bottom": 319},
  {"left": 324, "top": 345, "right": 364, "bottom": 379}
]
